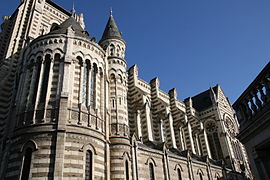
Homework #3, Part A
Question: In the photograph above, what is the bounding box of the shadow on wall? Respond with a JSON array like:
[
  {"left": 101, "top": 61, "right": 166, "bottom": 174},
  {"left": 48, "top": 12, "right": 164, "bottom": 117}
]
[{"left": 218, "top": 171, "right": 251, "bottom": 180}]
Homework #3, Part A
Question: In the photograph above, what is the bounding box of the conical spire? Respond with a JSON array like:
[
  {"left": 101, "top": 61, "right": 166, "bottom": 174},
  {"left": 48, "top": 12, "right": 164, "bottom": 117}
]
[{"left": 100, "top": 10, "right": 122, "bottom": 42}]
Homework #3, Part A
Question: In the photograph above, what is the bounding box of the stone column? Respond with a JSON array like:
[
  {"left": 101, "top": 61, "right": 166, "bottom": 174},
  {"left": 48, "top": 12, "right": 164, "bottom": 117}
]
[
  {"left": 52, "top": 35, "right": 72, "bottom": 179},
  {"left": 99, "top": 72, "right": 104, "bottom": 118},
  {"left": 168, "top": 112, "right": 177, "bottom": 148},
  {"left": 136, "top": 110, "right": 142, "bottom": 140},
  {"left": 33, "top": 58, "right": 45, "bottom": 121},
  {"left": 43, "top": 57, "right": 54, "bottom": 122},
  {"left": 87, "top": 66, "right": 92, "bottom": 107},
  {"left": 94, "top": 70, "right": 98, "bottom": 110},
  {"left": 131, "top": 139, "right": 138, "bottom": 180},
  {"left": 163, "top": 150, "right": 170, "bottom": 180},
  {"left": 160, "top": 119, "right": 165, "bottom": 142},
  {"left": 187, "top": 152, "right": 194, "bottom": 180},
  {"left": 179, "top": 127, "right": 186, "bottom": 151},
  {"left": 56, "top": 59, "right": 64, "bottom": 98},
  {"left": 206, "top": 157, "right": 213, "bottom": 180},
  {"left": 203, "top": 129, "right": 212, "bottom": 159},
  {"left": 145, "top": 102, "right": 153, "bottom": 141},
  {"left": 21, "top": 68, "right": 31, "bottom": 113},
  {"left": 79, "top": 62, "right": 84, "bottom": 104},
  {"left": 194, "top": 134, "right": 201, "bottom": 155},
  {"left": 187, "top": 121, "right": 196, "bottom": 154}
]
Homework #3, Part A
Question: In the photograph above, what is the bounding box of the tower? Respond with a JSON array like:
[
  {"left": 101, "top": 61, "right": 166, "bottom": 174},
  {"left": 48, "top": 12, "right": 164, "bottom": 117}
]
[
  {"left": 0, "top": 1, "right": 253, "bottom": 180},
  {"left": 99, "top": 11, "right": 131, "bottom": 180},
  {"left": 1, "top": 13, "right": 109, "bottom": 179},
  {"left": 0, "top": 0, "right": 72, "bottom": 156}
]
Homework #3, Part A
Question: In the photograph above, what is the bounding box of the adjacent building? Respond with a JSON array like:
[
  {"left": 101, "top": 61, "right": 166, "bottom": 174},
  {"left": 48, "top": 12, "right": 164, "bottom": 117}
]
[
  {"left": 233, "top": 62, "right": 270, "bottom": 180},
  {"left": 0, "top": 0, "right": 253, "bottom": 179}
]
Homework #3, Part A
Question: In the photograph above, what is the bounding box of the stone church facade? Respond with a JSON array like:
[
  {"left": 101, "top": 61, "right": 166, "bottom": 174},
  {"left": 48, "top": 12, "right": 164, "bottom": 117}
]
[{"left": 0, "top": 0, "right": 252, "bottom": 179}]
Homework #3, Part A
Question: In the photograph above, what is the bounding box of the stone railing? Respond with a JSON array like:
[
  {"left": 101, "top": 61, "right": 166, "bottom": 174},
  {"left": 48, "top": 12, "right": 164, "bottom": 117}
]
[
  {"left": 110, "top": 123, "right": 129, "bottom": 137},
  {"left": 68, "top": 108, "right": 105, "bottom": 133},
  {"left": 158, "top": 90, "right": 170, "bottom": 104},
  {"left": 137, "top": 78, "right": 151, "bottom": 92},
  {"left": 176, "top": 100, "right": 186, "bottom": 112},
  {"left": 233, "top": 62, "right": 270, "bottom": 128}
]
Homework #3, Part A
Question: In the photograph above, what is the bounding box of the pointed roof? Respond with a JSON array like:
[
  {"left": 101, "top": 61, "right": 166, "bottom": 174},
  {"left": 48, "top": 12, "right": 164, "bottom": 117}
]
[
  {"left": 100, "top": 13, "right": 122, "bottom": 42},
  {"left": 190, "top": 85, "right": 218, "bottom": 111},
  {"left": 49, "top": 16, "right": 89, "bottom": 38}
]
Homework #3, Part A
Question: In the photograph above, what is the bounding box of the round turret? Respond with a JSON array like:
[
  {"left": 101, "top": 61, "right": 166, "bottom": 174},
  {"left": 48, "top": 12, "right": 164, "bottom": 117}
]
[
  {"left": 7, "top": 16, "right": 108, "bottom": 179},
  {"left": 100, "top": 12, "right": 129, "bottom": 137},
  {"left": 100, "top": 11, "right": 131, "bottom": 180}
]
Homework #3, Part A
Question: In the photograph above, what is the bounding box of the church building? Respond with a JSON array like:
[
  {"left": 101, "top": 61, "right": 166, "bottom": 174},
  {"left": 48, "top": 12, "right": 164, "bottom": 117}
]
[{"left": 0, "top": 0, "right": 253, "bottom": 179}]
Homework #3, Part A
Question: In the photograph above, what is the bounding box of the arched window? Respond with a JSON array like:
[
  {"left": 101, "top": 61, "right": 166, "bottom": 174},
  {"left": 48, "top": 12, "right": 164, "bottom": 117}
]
[
  {"left": 90, "top": 64, "right": 97, "bottom": 108},
  {"left": 50, "top": 54, "right": 61, "bottom": 101},
  {"left": 177, "top": 168, "right": 182, "bottom": 180},
  {"left": 119, "top": 97, "right": 122, "bottom": 105},
  {"left": 20, "top": 58, "right": 38, "bottom": 123},
  {"left": 149, "top": 163, "right": 155, "bottom": 180},
  {"left": 82, "top": 61, "right": 90, "bottom": 106},
  {"left": 20, "top": 59, "right": 34, "bottom": 110},
  {"left": 73, "top": 56, "right": 83, "bottom": 105},
  {"left": 205, "top": 120, "right": 223, "bottom": 160},
  {"left": 39, "top": 54, "right": 51, "bottom": 104},
  {"left": 236, "top": 142, "right": 243, "bottom": 161},
  {"left": 110, "top": 74, "right": 116, "bottom": 83},
  {"left": 21, "top": 148, "right": 33, "bottom": 180},
  {"left": 125, "top": 160, "right": 129, "bottom": 180},
  {"left": 31, "top": 57, "right": 42, "bottom": 106},
  {"left": 85, "top": 150, "right": 93, "bottom": 180},
  {"left": 109, "top": 44, "right": 115, "bottom": 56},
  {"left": 110, "top": 74, "right": 116, "bottom": 107},
  {"left": 112, "top": 99, "right": 115, "bottom": 108},
  {"left": 50, "top": 22, "right": 59, "bottom": 31},
  {"left": 116, "top": 45, "right": 121, "bottom": 56},
  {"left": 118, "top": 74, "right": 123, "bottom": 84},
  {"left": 177, "top": 127, "right": 186, "bottom": 151},
  {"left": 99, "top": 70, "right": 104, "bottom": 115}
]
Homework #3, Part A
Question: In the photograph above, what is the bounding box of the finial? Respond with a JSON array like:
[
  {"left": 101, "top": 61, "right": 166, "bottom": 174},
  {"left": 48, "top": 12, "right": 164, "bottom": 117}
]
[
  {"left": 71, "top": 2, "right": 76, "bottom": 17},
  {"left": 110, "top": 7, "right": 113, "bottom": 16}
]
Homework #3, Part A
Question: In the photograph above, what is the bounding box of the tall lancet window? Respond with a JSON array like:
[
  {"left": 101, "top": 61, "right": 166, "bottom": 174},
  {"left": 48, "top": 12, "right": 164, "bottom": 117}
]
[
  {"left": 50, "top": 53, "right": 61, "bottom": 100},
  {"left": 109, "top": 44, "right": 115, "bottom": 56},
  {"left": 149, "top": 163, "right": 155, "bottom": 180},
  {"left": 199, "top": 173, "right": 203, "bottom": 180},
  {"left": 99, "top": 69, "right": 104, "bottom": 115},
  {"left": 177, "top": 168, "right": 182, "bottom": 180},
  {"left": 90, "top": 64, "right": 97, "bottom": 108},
  {"left": 21, "top": 148, "right": 33, "bottom": 180},
  {"left": 82, "top": 60, "right": 90, "bottom": 106},
  {"left": 74, "top": 56, "right": 83, "bottom": 105},
  {"left": 85, "top": 150, "right": 93, "bottom": 180},
  {"left": 125, "top": 160, "right": 129, "bottom": 180},
  {"left": 205, "top": 120, "right": 223, "bottom": 160},
  {"left": 39, "top": 54, "right": 51, "bottom": 104},
  {"left": 25, "top": 57, "right": 42, "bottom": 121},
  {"left": 31, "top": 57, "right": 42, "bottom": 106}
]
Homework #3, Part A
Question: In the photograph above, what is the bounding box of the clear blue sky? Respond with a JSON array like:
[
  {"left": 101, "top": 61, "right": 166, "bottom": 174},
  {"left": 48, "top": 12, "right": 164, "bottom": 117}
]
[{"left": 1, "top": 0, "right": 270, "bottom": 103}]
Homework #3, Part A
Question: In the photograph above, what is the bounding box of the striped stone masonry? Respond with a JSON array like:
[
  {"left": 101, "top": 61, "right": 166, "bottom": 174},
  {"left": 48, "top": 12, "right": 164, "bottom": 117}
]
[{"left": 0, "top": 0, "right": 253, "bottom": 179}]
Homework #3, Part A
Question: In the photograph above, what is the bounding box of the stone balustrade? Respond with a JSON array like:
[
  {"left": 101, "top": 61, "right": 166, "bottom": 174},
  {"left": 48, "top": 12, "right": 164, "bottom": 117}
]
[{"left": 233, "top": 62, "right": 270, "bottom": 129}]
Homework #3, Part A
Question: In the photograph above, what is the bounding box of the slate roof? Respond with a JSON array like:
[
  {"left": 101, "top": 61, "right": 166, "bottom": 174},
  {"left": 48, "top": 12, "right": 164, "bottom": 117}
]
[
  {"left": 191, "top": 86, "right": 218, "bottom": 111},
  {"left": 100, "top": 15, "right": 122, "bottom": 42},
  {"left": 49, "top": 16, "right": 89, "bottom": 39}
]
